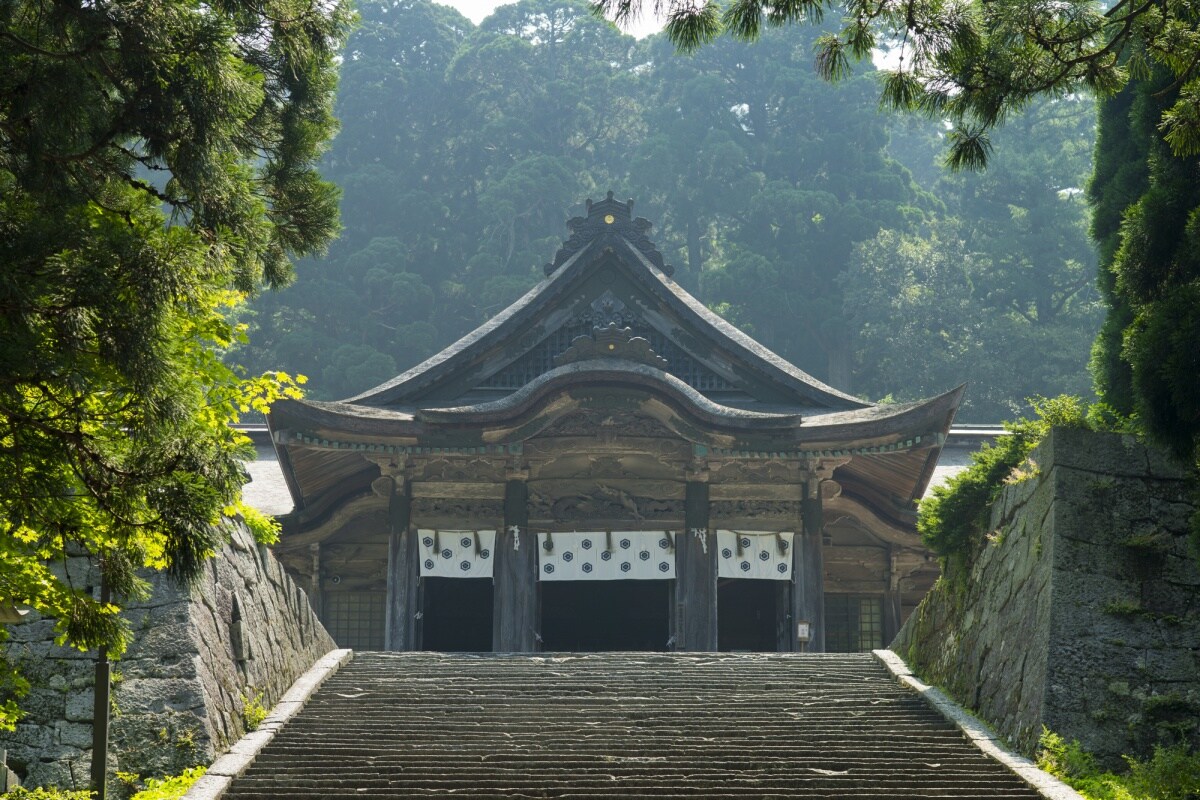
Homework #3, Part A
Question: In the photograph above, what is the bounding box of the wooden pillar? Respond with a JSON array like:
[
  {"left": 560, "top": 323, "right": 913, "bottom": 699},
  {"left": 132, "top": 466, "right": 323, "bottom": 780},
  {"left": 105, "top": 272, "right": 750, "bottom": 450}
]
[
  {"left": 676, "top": 480, "right": 717, "bottom": 651},
  {"left": 308, "top": 543, "right": 322, "bottom": 620},
  {"left": 793, "top": 478, "right": 825, "bottom": 652},
  {"left": 882, "top": 546, "right": 903, "bottom": 646},
  {"left": 384, "top": 478, "right": 418, "bottom": 651},
  {"left": 493, "top": 477, "right": 538, "bottom": 652},
  {"left": 774, "top": 581, "right": 792, "bottom": 652}
]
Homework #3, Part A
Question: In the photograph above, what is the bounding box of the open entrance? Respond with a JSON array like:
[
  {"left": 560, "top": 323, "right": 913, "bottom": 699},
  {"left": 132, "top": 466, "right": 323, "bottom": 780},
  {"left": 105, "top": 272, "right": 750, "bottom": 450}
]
[
  {"left": 718, "top": 579, "right": 787, "bottom": 652},
  {"left": 541, "top": 580, "right": 670, "bottom": 651},
  {"left": 421, "top": 578, "right": 493, "bottom": 652}
]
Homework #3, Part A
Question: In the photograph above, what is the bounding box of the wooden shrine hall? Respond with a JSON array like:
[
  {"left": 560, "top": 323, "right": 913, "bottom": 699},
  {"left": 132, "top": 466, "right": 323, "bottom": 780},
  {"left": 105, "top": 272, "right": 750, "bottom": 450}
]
[{"left": 267, "top": 193, "right": 962, "bottom": 654}]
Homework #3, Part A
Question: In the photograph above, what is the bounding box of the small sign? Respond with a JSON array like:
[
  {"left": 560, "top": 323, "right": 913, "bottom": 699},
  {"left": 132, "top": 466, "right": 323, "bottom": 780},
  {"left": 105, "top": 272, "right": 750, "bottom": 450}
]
[{"left": 796, "top": 621, "right": 811, "bottom": 642}]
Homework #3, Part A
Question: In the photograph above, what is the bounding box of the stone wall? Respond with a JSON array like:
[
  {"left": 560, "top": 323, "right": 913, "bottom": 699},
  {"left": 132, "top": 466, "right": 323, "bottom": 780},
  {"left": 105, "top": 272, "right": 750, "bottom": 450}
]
[
  {"left": 893, "top": 428, "right": 1200, "bottom": 765},
  {"left": 1, "top": 522, "right": 336, "bottom": 791}
]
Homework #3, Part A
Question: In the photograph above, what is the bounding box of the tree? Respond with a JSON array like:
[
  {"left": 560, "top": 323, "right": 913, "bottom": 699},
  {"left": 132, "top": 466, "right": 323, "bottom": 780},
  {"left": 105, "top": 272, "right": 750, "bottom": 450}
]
[
  {"left": 595, "top": 0, "right": 1200, "bottom": 169},
  {"left": 844, "top": 217, "right": 1100, "bottom": 421},
  {"left": 848, "top": 93, "right": 1102, "bottom": 420},
  {"left": 233, "top": 0, "right": 1110, "bottom": 418},
  {"left": 1088, "top": 68, "right": 1200, "bottom": 459},
  {"left": 679, "top": 24, "right": 930, "bottom": 390},
  {"left": 0, "top": 0, "right": 350, "bottom": 728}
]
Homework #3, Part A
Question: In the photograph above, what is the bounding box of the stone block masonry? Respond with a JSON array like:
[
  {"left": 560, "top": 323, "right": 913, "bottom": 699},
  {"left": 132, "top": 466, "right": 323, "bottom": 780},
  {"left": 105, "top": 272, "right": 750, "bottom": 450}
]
[
  {"left": 893, "top": 428, "right": 1200, "bottom": 766},
  {"left": 1, "top": 522, "right": 336, "bottom": 791}
]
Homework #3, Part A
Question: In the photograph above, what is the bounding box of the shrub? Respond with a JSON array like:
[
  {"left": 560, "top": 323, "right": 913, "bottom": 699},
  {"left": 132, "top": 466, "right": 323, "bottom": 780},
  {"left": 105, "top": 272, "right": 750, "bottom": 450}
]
[
  {"left": 1038, "top": 729, "right": 1200, "bottom": 799},
  {"left": 128, "top": 766, "right": 206, "bottom": 800},
  {"left": 918, "top": 395, "right": 1092, "bottom": 575},
  {"left": 240, "top": 689, "right": 268, "bottom": 731}
]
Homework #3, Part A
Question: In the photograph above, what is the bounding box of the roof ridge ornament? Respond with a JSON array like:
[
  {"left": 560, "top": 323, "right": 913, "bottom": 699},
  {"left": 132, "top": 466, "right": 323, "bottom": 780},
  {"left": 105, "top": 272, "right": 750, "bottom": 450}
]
[
  {"left": 553, "top": 322, "right": 669, "bottom": 369},
  {"left": 544, "top": 191, "right": 673, "bottom": 277}
]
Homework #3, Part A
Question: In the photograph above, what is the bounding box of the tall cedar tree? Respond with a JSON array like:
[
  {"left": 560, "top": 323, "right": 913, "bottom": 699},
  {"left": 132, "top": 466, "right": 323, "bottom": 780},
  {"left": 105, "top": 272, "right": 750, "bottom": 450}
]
[
  {"left": 1090, "top": 70, "right": 1200, "bottom": 459},
  {"left": 1088, "top": 78, "right": 1151, "bottom": 417},
  {"left": 0, "top": 0, "right": 351, "bottom": 726}
]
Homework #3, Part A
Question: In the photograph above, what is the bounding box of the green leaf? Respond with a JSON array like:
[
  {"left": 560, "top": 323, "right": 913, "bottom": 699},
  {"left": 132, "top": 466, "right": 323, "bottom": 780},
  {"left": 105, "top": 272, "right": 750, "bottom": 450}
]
[
  {"left": 945, "top": 125, "right": 993, "bottom": 171},
  {"left": 666, "top": 2, "right": 723, "bottom": 51}
]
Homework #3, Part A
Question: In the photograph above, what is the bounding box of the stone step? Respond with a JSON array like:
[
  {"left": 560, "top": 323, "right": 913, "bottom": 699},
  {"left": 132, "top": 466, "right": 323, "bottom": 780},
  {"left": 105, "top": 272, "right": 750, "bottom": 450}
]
[{"left": 221, "top": 652, "right": 1044, "bottom": 799}]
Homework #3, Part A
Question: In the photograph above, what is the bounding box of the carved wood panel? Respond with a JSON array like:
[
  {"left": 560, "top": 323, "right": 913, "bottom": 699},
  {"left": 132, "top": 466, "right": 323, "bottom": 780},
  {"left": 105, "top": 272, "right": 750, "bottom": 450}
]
[
  {"left": 709, "top": 500, "right": 803, "bottom": 522},
  {"left": 413, "top": 457, "right": 508, "bottom": 483},
  {"left": 528, "top": 482, "right": 684, "bottom": 522},
  {"left": 411, "top": 498, "right": 504, "bottom": 528}
]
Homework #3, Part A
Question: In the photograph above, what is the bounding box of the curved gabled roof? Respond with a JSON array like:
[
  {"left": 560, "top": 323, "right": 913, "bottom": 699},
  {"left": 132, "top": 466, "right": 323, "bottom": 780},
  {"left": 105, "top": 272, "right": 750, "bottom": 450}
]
[{"left": 344, "top": 192, "right": 867, "bottom": 411}]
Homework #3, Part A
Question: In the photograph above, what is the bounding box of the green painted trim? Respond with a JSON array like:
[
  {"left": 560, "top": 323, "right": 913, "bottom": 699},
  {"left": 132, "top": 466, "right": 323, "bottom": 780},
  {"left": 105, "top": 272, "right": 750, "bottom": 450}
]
[
  {"left": 692, "top": 436, "right": 930, "bottom": 460},
  {"left": 285, "top": 430, "right": 932, "bottom": 460},
  {"left": 285, "top": 432, "right": 523, "bottom": 456}
]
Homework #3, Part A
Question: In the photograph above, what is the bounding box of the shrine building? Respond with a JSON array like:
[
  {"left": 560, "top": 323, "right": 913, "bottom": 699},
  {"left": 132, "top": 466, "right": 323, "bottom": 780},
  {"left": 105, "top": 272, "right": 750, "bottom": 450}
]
[{"left": 267, "top": 193, "right": 962, "bottom": 654}]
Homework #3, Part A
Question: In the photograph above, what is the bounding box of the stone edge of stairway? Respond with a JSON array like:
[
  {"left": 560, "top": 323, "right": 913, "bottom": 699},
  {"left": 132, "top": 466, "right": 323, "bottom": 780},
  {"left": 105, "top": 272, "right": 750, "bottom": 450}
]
[
  {"left": 872, "top": 649, "right": 1085, "bottom": 800},
  {"left": 181, "top": 648, "right": 355, "bottom": 800}
]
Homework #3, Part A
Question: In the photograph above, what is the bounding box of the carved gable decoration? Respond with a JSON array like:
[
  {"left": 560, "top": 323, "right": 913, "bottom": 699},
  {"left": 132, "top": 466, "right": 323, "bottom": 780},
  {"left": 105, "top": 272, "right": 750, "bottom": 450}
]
[
  {"left": 553, "top": 323, "right": 669, "bottom": 369},
  {"left": 544, "top": 192, "right": 673, "bottom": 277},
  {"left": 536, "top": 408, "right": 676, "bottom": 439},
  {"left": 478, "top": 291, "right": 735, "bottom": 392}
]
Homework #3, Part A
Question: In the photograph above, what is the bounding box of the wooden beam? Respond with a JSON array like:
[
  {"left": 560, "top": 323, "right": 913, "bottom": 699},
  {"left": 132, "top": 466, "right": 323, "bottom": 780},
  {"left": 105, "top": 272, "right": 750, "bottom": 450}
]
[
  {"left": 410, "top": 482, "right": 506, "bottom": 500},
  {"left": 277, "top": 492, "right": 387, "bottom": 551},
  {"left": 708, "top": 484, "right": 798, "bottom": 501},
  {"left": 676, "top": 480, "right": 717, "bottom": 651},
  {"left": 384, "top": 479, "right": 418, "bottom": 651},
  {"left": 493, "top": 477, "right": 538, "bottom": 652},
  {"left": 824, "top": 495, "right": 920, "bottom": 547}
]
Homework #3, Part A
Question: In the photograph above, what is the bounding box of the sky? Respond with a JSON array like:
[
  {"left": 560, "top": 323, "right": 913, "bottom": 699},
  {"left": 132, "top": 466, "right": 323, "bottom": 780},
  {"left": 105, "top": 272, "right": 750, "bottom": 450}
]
[{"left": 441, "top": 0, "right": 666, "bottom": 37}]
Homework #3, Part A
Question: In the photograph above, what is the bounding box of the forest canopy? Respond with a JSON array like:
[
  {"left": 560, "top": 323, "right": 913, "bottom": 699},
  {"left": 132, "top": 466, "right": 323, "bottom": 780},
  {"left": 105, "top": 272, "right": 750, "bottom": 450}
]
[
  {"left": 235, "top": 0, "right": 1101, "bottom": 423},
  {"left": 592, "top": 0, "right": 1200, "bottom": 170}
]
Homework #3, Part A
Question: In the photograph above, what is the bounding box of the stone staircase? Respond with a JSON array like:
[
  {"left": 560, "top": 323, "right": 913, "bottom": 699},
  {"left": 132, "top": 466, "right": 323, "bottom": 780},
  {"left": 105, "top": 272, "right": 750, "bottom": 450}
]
[{"left": 222, "top": 651, "right": 1043, "bottom": 799}]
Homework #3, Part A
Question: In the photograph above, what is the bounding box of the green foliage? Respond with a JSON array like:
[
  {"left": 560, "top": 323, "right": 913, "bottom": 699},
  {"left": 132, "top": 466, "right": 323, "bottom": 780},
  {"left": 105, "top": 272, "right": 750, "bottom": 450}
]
[
  {"left": 0, "top": 789, "right": 90, "bottom": 800},
  {"left": 127, "top": 767, "right": 207, "bottom": 800},
  {"left": 1038, "top": 729, "right": 1200, "bottom": 800},
  {"left": 233, "top": 0, "right": 1106, "bottom": 422},
  {"left": 918, "top": 396, "right": 1093, "bottom": 573},
  {"left": 592, "top": 0, "right": 1200, "bottom": 170},
  {"left": 0, "top": 628, "right": 29, "bottom": 732},
  {"left": 241, "top": 689, "right": 269, "bottom": 731},
  {"left": 0, "top": 0, "right": 348, "bottom": 728},
  {"left": 238, "top": 3, "right": 955, "bottom": 399},
  {"left": 1087, "top": 63, "right": 1200, "bottom": 463},
  {"left": 851, "top": 93, "right": 1102, "bottom": 421}
]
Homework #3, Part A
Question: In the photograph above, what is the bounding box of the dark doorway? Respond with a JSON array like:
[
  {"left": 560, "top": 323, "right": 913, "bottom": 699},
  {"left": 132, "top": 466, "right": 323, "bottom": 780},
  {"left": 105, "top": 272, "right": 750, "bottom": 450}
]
[
  {"left": 422, "top": 578, "right": 493, "bottom": 652},
  {"left": 541, "top": 580, "right": 670, "bottom": 651},
  {"left": 718, "top": 579, "right": 786, "bottom": 651}
]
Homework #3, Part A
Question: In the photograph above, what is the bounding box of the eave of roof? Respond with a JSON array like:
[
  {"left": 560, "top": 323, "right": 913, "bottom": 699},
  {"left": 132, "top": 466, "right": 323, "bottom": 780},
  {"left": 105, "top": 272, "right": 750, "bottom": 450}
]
[{"left": 270, "top": 371, "right": 962, "bottom": 453}]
